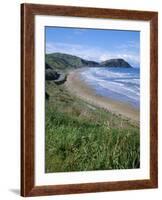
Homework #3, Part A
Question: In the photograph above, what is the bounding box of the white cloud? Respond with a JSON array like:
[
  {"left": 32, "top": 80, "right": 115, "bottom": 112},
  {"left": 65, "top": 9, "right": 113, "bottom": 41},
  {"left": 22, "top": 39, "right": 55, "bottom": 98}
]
[
  {"left": 116, "top": 41, "right": 139, "bottom": 51},
  {"left": 46, "top": 42, "right": 139, "bottom": 67},
  {"left": 99, "top": 54, "right": 111, "bottom": 61}
]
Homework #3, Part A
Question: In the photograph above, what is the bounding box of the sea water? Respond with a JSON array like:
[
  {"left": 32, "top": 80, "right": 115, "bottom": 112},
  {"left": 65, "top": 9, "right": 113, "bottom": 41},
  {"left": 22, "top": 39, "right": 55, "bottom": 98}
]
[{"left": 80, "top": 67, "right": 140, "bottom": 109}]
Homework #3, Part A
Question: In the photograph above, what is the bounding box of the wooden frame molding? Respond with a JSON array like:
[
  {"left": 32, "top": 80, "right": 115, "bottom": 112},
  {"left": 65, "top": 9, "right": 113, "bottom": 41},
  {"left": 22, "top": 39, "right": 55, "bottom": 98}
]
[{"left": 21, "top": 3, "right": 158, "bottom": 197}]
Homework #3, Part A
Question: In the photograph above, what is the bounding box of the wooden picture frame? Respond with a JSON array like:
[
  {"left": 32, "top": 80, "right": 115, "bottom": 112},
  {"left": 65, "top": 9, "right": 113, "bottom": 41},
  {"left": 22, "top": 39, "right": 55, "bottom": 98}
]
[{"left": 21, "top": 3, "right": 158, "bottom": 197}]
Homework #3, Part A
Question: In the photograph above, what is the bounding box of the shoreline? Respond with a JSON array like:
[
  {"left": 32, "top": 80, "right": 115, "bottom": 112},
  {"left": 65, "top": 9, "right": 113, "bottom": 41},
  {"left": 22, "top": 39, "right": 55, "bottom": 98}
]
[{"left": 65, "top": 68, "right": 139, "bottom": 122}]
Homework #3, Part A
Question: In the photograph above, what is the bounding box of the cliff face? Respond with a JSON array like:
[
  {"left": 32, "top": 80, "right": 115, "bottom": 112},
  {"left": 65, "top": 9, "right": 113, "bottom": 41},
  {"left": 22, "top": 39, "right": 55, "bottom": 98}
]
[{"left": 101, "top": 58, "right": 132, "bottom": 68}]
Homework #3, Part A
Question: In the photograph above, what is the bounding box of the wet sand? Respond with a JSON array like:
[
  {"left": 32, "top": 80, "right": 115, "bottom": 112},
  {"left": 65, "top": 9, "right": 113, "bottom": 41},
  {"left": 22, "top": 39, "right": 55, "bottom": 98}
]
[{"left": 65, "top": 69, "right": 139, "bottom": 122}]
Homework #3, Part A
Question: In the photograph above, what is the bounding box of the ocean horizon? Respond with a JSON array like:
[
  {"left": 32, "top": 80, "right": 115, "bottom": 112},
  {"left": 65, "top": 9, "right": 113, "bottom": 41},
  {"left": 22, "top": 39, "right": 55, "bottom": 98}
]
[{"left": 80, "top": 67, "right": 140, "bottom": 109}]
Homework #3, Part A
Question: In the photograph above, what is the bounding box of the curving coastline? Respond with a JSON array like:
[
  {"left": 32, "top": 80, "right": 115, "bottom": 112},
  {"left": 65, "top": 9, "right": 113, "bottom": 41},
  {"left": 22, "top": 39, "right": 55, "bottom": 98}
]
[{"left": 65, "top": 69, "right": 139, "bottom": 122}]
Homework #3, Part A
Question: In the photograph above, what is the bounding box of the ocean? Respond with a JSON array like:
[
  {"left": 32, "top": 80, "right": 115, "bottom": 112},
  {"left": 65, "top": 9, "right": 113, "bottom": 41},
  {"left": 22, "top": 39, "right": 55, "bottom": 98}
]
[{"left": 80, "top": 67, "right": 140, "bottom": 109}]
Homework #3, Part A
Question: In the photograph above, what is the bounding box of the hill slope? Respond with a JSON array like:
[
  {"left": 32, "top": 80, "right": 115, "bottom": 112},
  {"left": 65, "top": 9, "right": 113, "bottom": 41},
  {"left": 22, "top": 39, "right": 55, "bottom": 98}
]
[
  {"left": 101, "top": 58, "right": 132, "bottom": 68},
  {"left": 46, "top": 52, "right": 100, "bottom": 71}
]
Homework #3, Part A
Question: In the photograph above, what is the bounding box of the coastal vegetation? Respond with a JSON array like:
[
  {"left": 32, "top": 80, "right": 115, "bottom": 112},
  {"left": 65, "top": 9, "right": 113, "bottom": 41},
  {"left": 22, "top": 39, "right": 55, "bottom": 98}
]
[
  {"left": 45, "top": 52, "right": 100, "bottom": 72},
  {"left": 45, "top": 52, "right": 140, "bottom": 173}
]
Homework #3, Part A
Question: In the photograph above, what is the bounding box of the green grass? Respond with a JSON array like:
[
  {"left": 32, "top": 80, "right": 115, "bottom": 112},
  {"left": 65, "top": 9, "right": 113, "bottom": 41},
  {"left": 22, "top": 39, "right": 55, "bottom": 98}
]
[
  {"left": 45, "top": 81, "right": 140, "bottom": 173},
  {"left": 45, "top": 52, "right": 99, "bottom": 72}
]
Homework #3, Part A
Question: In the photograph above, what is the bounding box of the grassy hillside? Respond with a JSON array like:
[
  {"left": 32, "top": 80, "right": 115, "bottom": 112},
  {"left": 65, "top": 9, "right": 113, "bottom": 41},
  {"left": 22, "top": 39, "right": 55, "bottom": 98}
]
[
  {"left": 45, "top": 81, "right": 140, "bottom": 173},
  {"left": 46, "top": 52, "right": 99, "bottom": 72}
]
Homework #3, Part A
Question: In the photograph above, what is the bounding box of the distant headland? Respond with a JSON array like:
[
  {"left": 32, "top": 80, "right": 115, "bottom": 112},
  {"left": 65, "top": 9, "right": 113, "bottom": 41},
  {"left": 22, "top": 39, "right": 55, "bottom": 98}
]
[{"left": 45, "top": 52, "right": 132, "bottom": 71}]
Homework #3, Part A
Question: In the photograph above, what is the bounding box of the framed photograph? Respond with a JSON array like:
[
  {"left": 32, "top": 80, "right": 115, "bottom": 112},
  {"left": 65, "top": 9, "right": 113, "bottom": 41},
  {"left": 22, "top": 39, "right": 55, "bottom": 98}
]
[{"left": 21, "top": 3, "right": 158, "bottom": 197}]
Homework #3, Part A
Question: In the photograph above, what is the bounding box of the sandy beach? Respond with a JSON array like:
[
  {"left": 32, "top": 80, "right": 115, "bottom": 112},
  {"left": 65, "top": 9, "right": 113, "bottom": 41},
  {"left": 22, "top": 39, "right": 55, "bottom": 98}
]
[{"left": 65, "top": 69, "right": 139, "bottom": 122}]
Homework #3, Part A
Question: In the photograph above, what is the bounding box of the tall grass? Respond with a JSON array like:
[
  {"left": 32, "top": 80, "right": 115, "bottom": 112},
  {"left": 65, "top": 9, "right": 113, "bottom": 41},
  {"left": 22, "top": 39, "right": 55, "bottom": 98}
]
[{"left": 45, "top": 82, "right": 140, "bottom": 172}]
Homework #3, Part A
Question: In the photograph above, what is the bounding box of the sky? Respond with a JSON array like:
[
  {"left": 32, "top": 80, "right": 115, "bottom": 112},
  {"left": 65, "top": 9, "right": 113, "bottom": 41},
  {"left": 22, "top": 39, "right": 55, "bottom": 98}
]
[{"left": 45, "top": 26, "right": 140, "bottom": 68}]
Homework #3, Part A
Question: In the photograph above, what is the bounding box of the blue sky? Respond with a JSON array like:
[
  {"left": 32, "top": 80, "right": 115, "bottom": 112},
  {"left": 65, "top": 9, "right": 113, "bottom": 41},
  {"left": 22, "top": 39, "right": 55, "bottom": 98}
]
[{"left": 46, "top": 27, "right": 140, "bottom": 67}]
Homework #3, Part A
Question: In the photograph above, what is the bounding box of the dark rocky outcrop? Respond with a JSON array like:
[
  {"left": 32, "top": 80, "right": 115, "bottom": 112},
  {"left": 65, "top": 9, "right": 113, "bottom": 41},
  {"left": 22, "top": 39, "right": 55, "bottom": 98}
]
[
  {"left": 45, "top": 68, "right": 60, "bottom": 80},
  {"left": 45, "top": 62, "right": 66, "bottom": 84},
  {"left": 45, "top": 92, "right": 49, "bottom": 100},
  {"left": 45, "top": 63, "right": 52, "bottom": 70}
]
